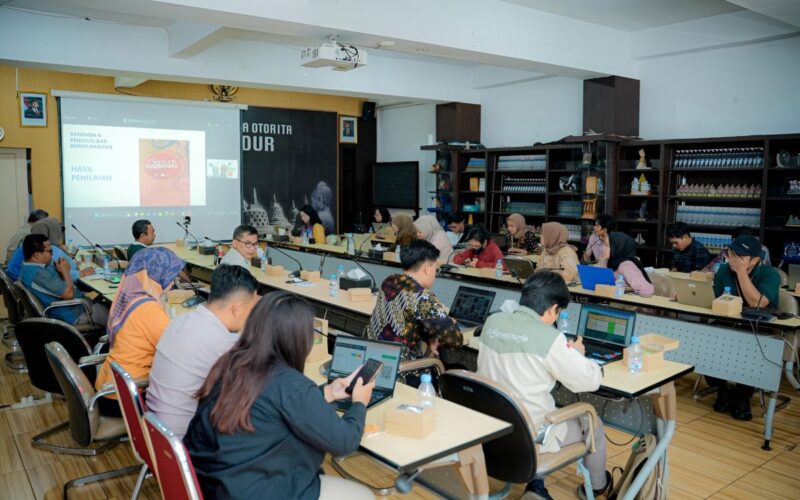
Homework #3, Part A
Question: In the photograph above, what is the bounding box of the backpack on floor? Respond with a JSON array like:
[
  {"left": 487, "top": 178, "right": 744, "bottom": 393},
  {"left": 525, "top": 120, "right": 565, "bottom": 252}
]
[{"left": 609, "top": 433, "right": 665, "bottom": 500}]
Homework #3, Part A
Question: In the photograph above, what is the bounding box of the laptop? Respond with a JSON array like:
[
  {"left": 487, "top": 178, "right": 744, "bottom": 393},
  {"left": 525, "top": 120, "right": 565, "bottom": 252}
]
[
  {"left": 504, "top": 256, "right": 536, "bottom": 281},
  {"left": 788, "top": 264, "right": 800, "bottom": 290},
  {"left": 578, "top": 304, "right": 636, "bottom": 365},
  {"left": 325, "top": 336, "right": 402, "bottom": 412},
  {"left": 577, "top": 265, "right": 616, "bottom": 291},
  {"left": 449, "top": 286, "right": 496, "bottom": 330},
  {"left": 673, "top": 277, "right": 716, "bottom": 309},
  {"left": 372, "top": 222, "right": 390, "bottom": 234}
]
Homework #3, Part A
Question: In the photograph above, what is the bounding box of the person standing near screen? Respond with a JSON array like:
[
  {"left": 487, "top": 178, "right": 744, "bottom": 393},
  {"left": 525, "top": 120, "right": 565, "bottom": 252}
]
[
  {"left": 127, "top": 219, "right": 156, "bottom": 261},
  {"left": 221, "top": 225, "right": 258, "bottom": 271}
]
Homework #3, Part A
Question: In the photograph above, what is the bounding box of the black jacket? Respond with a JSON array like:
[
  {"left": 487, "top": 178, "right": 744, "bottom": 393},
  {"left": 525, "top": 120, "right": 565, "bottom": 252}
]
[{"left": 184, "top": 364, "right": 366, "bottom": 499}]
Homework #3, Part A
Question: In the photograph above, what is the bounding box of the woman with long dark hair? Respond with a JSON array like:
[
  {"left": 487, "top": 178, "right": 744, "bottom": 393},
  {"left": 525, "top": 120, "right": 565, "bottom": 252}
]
[
  {"left": 607, "top": 232, "right": 654, "bottom": 297},
  {"left": 297, "top": 204, "right": 326, "bottom": 244},
  {"left": 184, "top": 292, "right": 374, "bottom": 499}
]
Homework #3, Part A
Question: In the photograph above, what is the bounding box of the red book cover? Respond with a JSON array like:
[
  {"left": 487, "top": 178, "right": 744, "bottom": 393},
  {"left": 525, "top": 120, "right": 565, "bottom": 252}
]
[{"left": 139, "top": 139, "right": 190, "bottom": 207}]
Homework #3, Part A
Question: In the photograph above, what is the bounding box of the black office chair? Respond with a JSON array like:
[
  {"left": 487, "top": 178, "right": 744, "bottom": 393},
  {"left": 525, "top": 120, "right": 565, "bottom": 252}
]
[
  {"left": 14, "top": 279, "right": 103, "bottom": 345},
  {"left": 433, "top": 370, "right": 600, "bottom": 499},
  {"left": 14, "top": 318, "right": 104, "bottom": 453},
  {"left": 45, "top": 341, "right": 139, "bottom": 498},
  {"left": 0, "top": 266, "right": 26, "bottom": 371}
]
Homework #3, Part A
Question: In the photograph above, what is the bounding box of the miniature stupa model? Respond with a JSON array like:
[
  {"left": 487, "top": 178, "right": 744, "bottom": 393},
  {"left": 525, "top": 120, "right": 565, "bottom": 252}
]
[
  {"left": 289, "top": 200, "right": 300, "bottom": 225},
  {"left": 243, "top": 188, "right": 270, "bottom": 237},
  {"left": 269, "top": 194, "right": 293, "bottom": 230}
]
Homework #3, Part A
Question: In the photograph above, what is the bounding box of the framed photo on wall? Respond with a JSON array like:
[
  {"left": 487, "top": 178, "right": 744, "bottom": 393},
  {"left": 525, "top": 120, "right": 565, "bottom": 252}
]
[
  {"left": 19, "top": 92, "right": 48, "bottom": 127},
  {"left": 339, "top": 115, "right": 357, "bottom": 144}
]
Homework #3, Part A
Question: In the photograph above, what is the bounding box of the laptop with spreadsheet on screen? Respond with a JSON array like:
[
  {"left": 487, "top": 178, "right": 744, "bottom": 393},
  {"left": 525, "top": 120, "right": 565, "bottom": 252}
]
[
  {"left": 577, "top": 305, "right": 636, "bottom": 365},
  {"left": 325, "top": 336, "right": 401, "bottom": 412},
  {"left": 449, "top": 286, "right": 496, "bottom": 330}
]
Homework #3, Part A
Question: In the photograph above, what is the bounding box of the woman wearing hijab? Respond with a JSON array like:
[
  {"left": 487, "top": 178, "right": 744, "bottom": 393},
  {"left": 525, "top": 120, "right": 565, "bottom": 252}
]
[
  {"left": 390, "top": 213, "right": 417, "bottom": 250},
  {"left": 95, "top": 247, "right": 185, "bottom": 417},
  {"left": 505, "top": 213, "right": 538, "bottom": 256},
  {"left": 537, "top": 222, "right": 579, "bottom": 283},
  {"left": 414, "top": 215, "right": 454, "bottom": 261},
  {"left": 607, "top": 232, "right": 654, "bottom": 297}
]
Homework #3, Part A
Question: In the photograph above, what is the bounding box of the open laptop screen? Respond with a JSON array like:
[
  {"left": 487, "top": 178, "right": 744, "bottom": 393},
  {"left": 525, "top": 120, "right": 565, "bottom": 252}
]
[
  {"left": 578, "top": 305, "right": 635, "bottom": 347},
  {"left": 330, "top": 337, "right": 401, "bottom": 391},
  {"left": 449, "top": 286, "right": 496, "bottom": 324}
]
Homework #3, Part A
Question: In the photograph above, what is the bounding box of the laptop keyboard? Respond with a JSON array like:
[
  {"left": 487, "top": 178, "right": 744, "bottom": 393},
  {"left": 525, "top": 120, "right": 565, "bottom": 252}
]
[{"left": 586, "top": 345, "right": 623, "bottom": 364}]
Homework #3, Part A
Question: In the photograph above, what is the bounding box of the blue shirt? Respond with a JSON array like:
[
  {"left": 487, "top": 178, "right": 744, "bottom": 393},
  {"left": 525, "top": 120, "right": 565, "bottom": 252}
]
[
  {"left": 7, "top": 245, "right": 79, "bottom": 282},
  {"left": 20, "top": 262, "right": 85, "bottom": 324}
]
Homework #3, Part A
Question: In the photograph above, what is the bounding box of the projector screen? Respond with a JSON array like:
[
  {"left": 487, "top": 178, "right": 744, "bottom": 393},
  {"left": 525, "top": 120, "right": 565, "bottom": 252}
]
[{"left": 57, "top": 92, "right": 244, "bottom": 246}]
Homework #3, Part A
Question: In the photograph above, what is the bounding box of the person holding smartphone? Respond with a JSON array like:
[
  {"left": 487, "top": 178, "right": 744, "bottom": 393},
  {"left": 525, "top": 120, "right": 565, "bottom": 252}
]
[{"left": 185, "top": 291, "right": 375, "bottom": 500}]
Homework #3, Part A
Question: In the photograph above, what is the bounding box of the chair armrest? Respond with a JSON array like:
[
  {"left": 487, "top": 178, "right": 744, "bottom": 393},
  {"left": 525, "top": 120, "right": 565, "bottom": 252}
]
[
  {"left": 399, "top": 358, "right": 446, "bottom": 377},
  {"left": 539, "top": 402, "right": 599, "bottom": 452},
  {"left": 44, "top": 298, "right": 95, "bottom": 327},
  {"left": 88, "top": 383, "right": 117, "bottom": 412},
  {"left": 133, "top": 378, "right": 149, "bottom": 389},
  {"left": 78, "top": 354, "right": 107, "bottom": 368}
]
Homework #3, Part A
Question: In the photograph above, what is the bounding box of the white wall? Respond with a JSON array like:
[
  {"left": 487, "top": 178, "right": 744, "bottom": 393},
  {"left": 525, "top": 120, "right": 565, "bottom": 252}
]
[
  {"left": 638, "top": 36, "right": 800, "bottom": 139},
  {"left": 376, "top": 104, "right": 437, "bottom": 211},
  {"left": 479, "top": 77, "right": 583, "bottom": 147}
]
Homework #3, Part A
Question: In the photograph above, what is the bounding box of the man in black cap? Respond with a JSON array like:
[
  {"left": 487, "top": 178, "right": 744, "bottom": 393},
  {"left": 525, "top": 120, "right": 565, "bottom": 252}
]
[{"left": 709, "top": 234, "right": 780, "bottom": 420}]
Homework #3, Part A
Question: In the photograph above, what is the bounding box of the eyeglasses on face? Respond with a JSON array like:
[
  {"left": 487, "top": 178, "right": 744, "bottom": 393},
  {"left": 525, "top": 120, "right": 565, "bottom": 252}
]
[{"left": 236, "top": 239, "right": 259, "bottom": 249}]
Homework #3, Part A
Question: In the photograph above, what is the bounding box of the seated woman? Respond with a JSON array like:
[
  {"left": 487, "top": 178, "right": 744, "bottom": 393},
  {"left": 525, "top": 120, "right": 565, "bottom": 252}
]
[
  {"left": 607, "top": 232, "right": 654, "bottom": 297},
  {"left": 298, "top": 204, "right": 326, "bottom": 244},
  {"left": 414, "top": 214, "right": 454, "bottom": 261},
  {"left": 390, "top": 213, "right": 417, "bottom": 250},
  {"left": 185, "top": 292, "right": 374, "bottom": 500},
  {"left": 373, "top": 207, "right": 391, "bottom": 224},
  {"left": 505, "top": 213, "right": 538, "bottom": 256},
  {"left": 537, "top": 222, "right": 579, "bottom": 283},
  {"left": 95, "top": 247, "right": 185, "bottom": 417},
  {"left": 453, "top": 226, "right": 506, "bottom": 269}
]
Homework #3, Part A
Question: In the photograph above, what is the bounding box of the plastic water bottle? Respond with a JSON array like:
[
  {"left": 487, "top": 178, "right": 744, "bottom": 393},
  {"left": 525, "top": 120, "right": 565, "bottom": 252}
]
[
  {"left": 723, "top": 286, "right": 732, "bottom": 297},
  {"left": 302, "top": 231, "right": 309, "bottom": 246},
  {"left": 260, "top": 255, "right": 267, "bottom": 273},
  {"left": 713, "top": 261, "right": 721, "bottom": 274},
  {"left": 417, "top": 373, "right": 436, "bottom": 408},
  {"left": 614, "top": 274, "right": 626, "bottom": 298},
  {"left": 558, "top": 311, "right": 570, "bottom": 336},
  {"left": 337, "top": 264, "right": 345, "bottom": 285},
  {"left": 395, "top": 244, "right": 401, "bottom": 261},
  {"left": 103, "top": 255, "right": 110, "bottom": 278},
  {"left": 329, "top": 274, "right": 338, "bottom": 297},
  {"left": 628, "top": 336, "right": 643, "bottom": 374},
  {"left": 495, "top": 259, "right": 504, "bottom": 279},
  {"left": 347, "top": 234, "right": 356, "bottom": 256}
]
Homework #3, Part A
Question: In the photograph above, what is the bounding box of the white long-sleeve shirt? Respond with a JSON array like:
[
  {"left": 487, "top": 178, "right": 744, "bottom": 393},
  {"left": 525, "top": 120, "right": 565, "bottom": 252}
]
[{"left": 477, "top": 306, "right": 602, "bottom": 453}]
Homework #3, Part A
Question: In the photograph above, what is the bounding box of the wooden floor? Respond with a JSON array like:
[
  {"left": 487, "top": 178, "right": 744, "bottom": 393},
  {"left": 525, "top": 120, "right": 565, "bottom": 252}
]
[{"left": 1, "top": 319, "right": 798, "bottom": 499}]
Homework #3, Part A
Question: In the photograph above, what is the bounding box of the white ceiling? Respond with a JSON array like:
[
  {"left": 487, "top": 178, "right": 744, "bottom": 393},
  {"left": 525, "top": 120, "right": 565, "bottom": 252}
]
[{"left": 502, "top": 0, "right": 744, "bottom": 30}]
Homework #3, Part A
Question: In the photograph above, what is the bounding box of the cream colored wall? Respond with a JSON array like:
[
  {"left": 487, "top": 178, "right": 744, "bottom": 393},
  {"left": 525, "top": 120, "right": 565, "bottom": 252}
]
[{"left": 0, "top": 65, "right": 364, "bottom": 219}]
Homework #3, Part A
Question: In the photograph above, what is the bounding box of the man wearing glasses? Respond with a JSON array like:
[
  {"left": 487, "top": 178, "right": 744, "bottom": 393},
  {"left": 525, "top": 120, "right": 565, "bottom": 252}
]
[
  {"left": 220, "top": 225, "right": 258, "bottom": 272},
  {"left": 19, "top": 234, "right": 109, "bottom": 327}
]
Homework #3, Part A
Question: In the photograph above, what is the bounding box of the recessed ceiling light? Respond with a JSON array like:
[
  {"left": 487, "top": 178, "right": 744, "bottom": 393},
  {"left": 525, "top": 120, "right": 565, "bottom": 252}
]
[{"left": 377, "top": 40, "right": 395, "bottom": 48}]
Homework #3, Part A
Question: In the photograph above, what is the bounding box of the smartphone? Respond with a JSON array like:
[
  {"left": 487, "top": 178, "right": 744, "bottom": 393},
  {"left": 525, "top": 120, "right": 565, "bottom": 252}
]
[{"left": 345, "top": 359, "right": 384, "bottom": 395}]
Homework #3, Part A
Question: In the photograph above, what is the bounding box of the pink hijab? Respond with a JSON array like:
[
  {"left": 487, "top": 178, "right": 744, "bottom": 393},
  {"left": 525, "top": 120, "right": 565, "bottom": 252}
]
[{"left": 414, "top": 215, "right": 454, "bottom": 260}]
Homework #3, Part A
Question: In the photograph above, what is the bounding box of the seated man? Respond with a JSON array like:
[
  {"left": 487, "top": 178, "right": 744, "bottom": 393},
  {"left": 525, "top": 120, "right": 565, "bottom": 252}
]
[
  {"left": 703, "top": 226, "right": 771, "bottom": 272},
  {"left": 6, "top": 239, "right": 92, "bottom": 282},
  {"left": 478, "top": 271, "right": 609, "bottom": 499},
  {"left": 446, "top": 212, "right": 471, "bottom": 247},
  {"left": 220, "top": 225, "right": 258, "bottom": 271},
  {"left": 147, "top": 265, "right": 260, "bottom": 438},
  {"left": 367, "top": 240, "right": 462, "bottom": 368},
  {"left": 127, "top": 219, "right": 156, "bottom": 261},
  {"left": 5, "top": 209, "right": 48, "bottom": 262},
  {"left": 583, "top": 214, "right": 612, "bottom": 266},
  {"left": 19, "top": 234, "right": 108, "bottom": 327},
  {"left": 709, "top": 234, "right": 780, "bottom": 421},
  {"left": 667, "top": 222, "right": 711, "bottom": 272}
]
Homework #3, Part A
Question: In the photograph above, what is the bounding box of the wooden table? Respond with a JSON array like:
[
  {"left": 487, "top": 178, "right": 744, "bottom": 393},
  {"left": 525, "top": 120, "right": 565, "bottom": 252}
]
[{"left": 304, "top": 343, "right": 512, "bottom": 497}]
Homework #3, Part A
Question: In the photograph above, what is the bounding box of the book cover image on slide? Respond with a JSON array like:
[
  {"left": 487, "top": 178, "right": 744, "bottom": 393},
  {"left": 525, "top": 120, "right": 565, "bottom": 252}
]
[{"left": 139, "top": 139, "right": 190, "bottom": 207}]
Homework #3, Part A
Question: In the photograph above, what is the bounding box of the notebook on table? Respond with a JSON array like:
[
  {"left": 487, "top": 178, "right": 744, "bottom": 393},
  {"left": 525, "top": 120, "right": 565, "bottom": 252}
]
[
  {"left": 325, "top": 336, "right": 402, "bottom": 412},
  {"left": 577, "top": 265, "right": 616, "bottom": 291},
  {"left": 577, "top": 304, "right": 635, "bottom": 365},
  {"left": 673, "top": 277, "right": 716, "bottom": 309},
  {"left": 448, "top": 286, "right": 496, "bottom": 331}
]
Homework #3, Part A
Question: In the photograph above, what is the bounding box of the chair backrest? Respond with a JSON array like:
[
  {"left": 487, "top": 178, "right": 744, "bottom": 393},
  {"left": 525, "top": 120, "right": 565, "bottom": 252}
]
[
  {"left": 45, "top": 341, "right": 99, "bottom": 447},
  {"left": 143, "top": 412, "right": 204, "bottom": 500},
  {"left": 778, "top": 290, "right": 799, "bottom": 316},
  {"left": 438, "top": 369, "right": 535, "bottom": 484},
  {"left": 15, "top": 318, "right": 93, "bottom": 394},
  {"left": 113, "top": 246, "right": 128, "bottom": 261},
  {"left": 649, "top": 273, "right": 675, "bottom": 299},
  {"left": 777, "top": 268, "right": 789, "bottom": 288},
  {"left": 14, "top": 280, "right": 45, "bottom": 319},
  {"left": 0, "top": 267, "right": 24, "bottom": 325},
  {"left": 111, "top": 361, "right": 155, "bottom": 472}
]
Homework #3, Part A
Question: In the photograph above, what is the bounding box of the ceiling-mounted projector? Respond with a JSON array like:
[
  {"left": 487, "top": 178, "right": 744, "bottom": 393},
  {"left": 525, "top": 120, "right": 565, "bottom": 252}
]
[{"left": 301, "top": 43, "right": 367, "bottom": 71}]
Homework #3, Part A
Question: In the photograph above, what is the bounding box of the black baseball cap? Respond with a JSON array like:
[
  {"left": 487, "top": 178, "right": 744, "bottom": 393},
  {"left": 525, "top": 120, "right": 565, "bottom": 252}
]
[{"left": 728, "top": 235, "right": 761, "bottom": 258}]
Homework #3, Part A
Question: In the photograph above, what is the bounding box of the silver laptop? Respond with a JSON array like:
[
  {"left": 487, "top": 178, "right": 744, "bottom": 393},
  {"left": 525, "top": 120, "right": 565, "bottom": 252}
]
[
  {"left": 325, "top": 336, "right": 402, "bottom": 412},
  {"left": 673, "top": 277, "right": 716, "bottom": 309}
]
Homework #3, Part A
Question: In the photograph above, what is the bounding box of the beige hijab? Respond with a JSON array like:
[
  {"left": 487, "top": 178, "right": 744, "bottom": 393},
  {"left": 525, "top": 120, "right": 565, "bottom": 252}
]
[
  {"left": 392, "top": 214, "right": 416, "bottom": 245},
  {"left": 541, "top": 222, "right": 571, "bottom": 255},
  {"left": 414, "top": 215, "right": 454, "bottom": 259}
]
